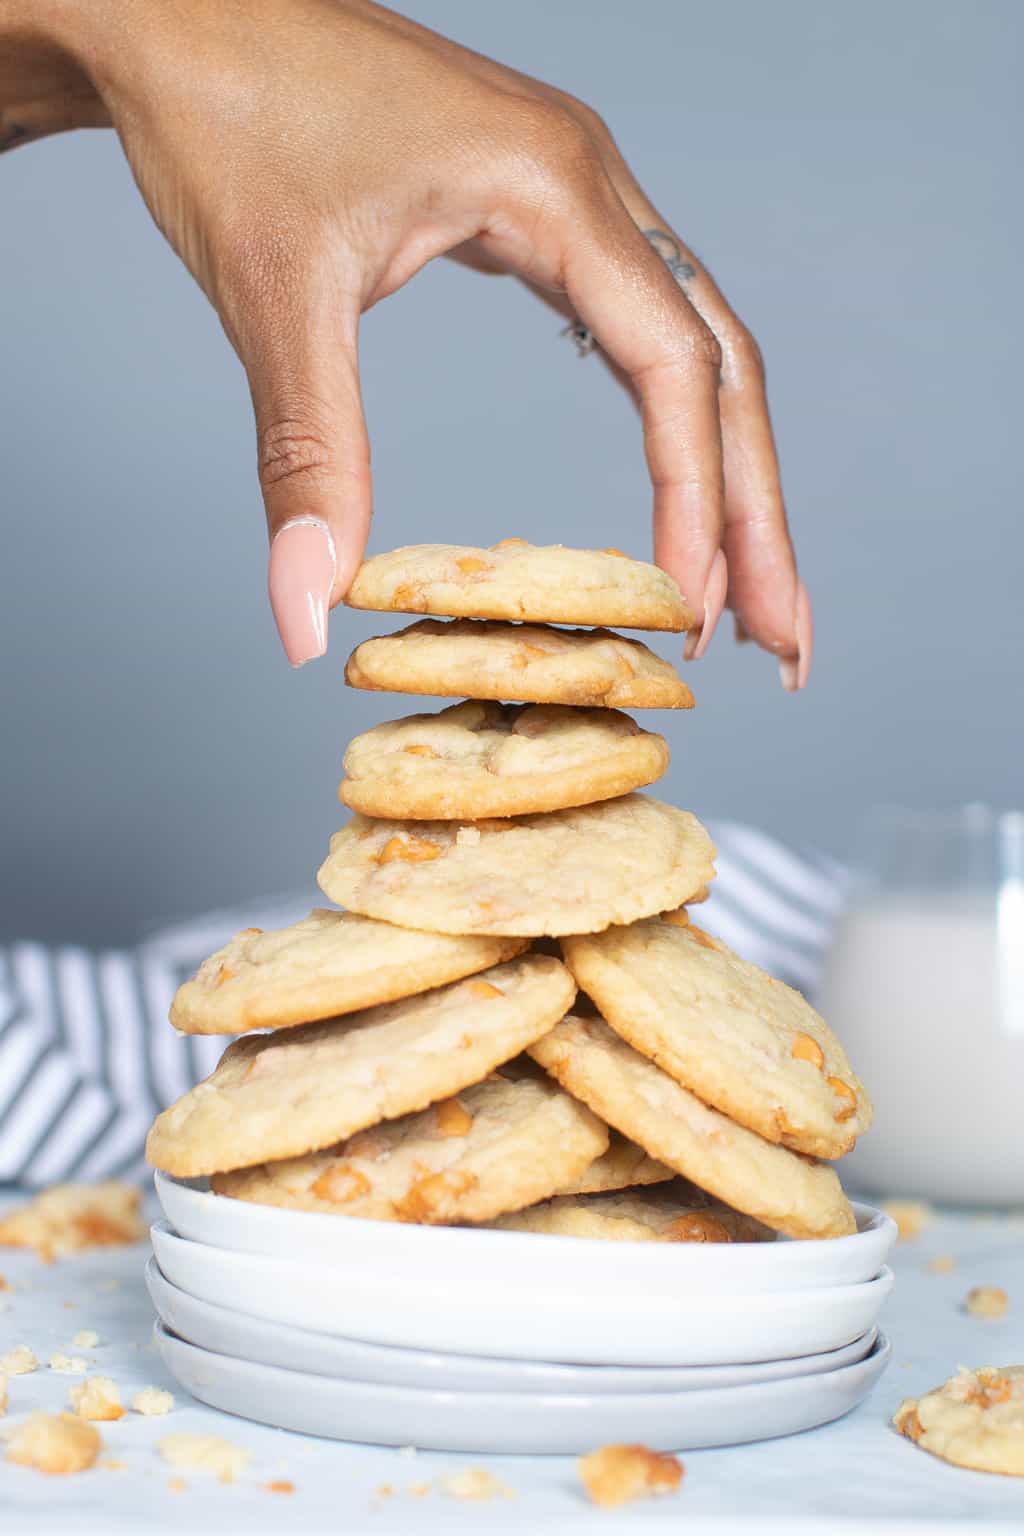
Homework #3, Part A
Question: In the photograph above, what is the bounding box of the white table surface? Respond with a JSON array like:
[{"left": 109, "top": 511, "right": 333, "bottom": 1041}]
[{"left": 1, "top": 1195, "right": 1022, "bottom": 1535}]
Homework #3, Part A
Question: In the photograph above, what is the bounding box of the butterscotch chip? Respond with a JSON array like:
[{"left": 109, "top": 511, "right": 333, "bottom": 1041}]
[
  {"left": 6, "top": 1412, "right": 101, "bottom": 1475},
  {"left": 214, "top": 1071, "right": 608, "bottom": 1226},
  {"left": 340, "top": 701, "right": 669, "bottom": 821},
  {"left": 578, "top": 1444, "right": 683, "bottom": 1508},
  {"left": 561, "top": 914, "right": 871, "bottom": 1159},
  {"left": 529, "top": 1015, "right": 856, "bottom": 1240},
  {"left": 345, "top": 619, "right": 694, "bottom": 710},
  {"left": 894, "top": 1366, "right": 1024, "bottom": 1475},
  {"left": 168, "top": 907, "right": 528, "bottom": 1036},
  {"left": 72, "top": 1331, "right": 99, "bottom": 1350},
  {"left": 158, "top": 1433, "right": 251, "bottom": 1484},
  {"left": 132, "top": 1387, "right": 174, "bottom": 1416},
  {"left": 0, "top": 1378, "right": 7, "bottom": 1417},
  {"left": 147, "top": 955, "right": 576, "bottom": 1178},
  {"left": 69, "top": 1377, "right": 124, "bottom": 1422},
  {"left": 0, "top": 1182, "right": 143, "bottom": 1262},
  {"left": 265, "top": 1479, "right": 295, "bottom": 1494},
  {"left": 1, "top": 1345, "right": 38, "bottom": 1377},
  {"left": 346, "top": 542, "right": 692, "bottom": 630},
  {"left": 557, "top": 1131, "right": 674, "bottom": 1196},
  {"left": 965, "top": 1287, "right": 1009, "bottom": 1319},
  {"left": 486, "top": 1183, "right": 773, "bottom": 1243},
  {"left": 318, "top": 797, "right": 716, "bottom": 938}
]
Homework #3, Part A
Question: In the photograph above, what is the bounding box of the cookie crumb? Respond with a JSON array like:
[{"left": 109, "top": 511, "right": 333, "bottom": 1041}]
[
  {"left": 1, "top": 1345, "right": 38, "bottom": 1377},
  {"left": 375, "top": 1483, "right": 394, "bottom": 1499},
  {"left": 264, "top": 1479, "right": 295, "bottom": 1494},
  {"left": 168, "top": 1476, "right": 187, "bottom": 1493},
  {"left": 408, "top": 1481, "right": 431, "bottom": 1497},
  {"left": 49, "top": 1354, "right": 88, "bottom": 1375},
  {"left": 132, "top": 1387, "right": 174, "bottom": 1416},
  {"left": 882, "top": 1200, "right": 934, "bottom": 1241},
  {"left": 0, "top": 1377, "right": 7, "bottom": 1416},
  {"left": 159, "top": 1433, "right": 251, "bottom": 1484},
  {"left": 440, "top": 1467, "right": 514, "bottom": 1501},
  {"left": 99, "top": 1457, "right": 127, "bottom": 1471},
  {"left": 0, "top": 1274, "right": 10, "bottom": 1291},
  {"left": 965, "top": 1285, "right": 1009, "bottom": 1319},
  {"left": 0, "top": 1182, "right": 144, "bottom": 1263},
  {"left": 69, "top": 1377, "right": 124, "bottom": 1422},
  {"left": 73, "top": 1330, "right": 99, "bottom": 1349},
  {"left": 6, "top": 1412, "right": 101, "bottom": 1475},
  {"left": 578, "top": 1444, "right": 684, "bottom": 1508},
  {"left": 928, "top": 1255, "right": 957, "bottom": 1274}
]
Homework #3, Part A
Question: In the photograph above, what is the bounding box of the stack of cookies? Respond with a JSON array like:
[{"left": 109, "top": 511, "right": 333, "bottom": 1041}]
[{"left": 146, "top": 541, "right": 871, "bottom": 1246}]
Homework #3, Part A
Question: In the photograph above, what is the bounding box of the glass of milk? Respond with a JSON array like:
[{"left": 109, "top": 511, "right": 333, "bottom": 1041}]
[{"left": 816, "top": 805, "right": 1024, "bottom": 1206}]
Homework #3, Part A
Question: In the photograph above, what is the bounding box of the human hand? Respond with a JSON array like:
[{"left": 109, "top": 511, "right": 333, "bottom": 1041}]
[{"left": 20, "top": 0, "right": 810, "bottom": 686}]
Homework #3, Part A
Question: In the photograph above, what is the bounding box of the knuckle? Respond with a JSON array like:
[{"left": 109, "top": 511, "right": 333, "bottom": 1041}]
[
  {"left": 728, "top": 321, "right": 766, "bottom": 384},
  {"left": 682, "top": 318, "right": 724, "bottom": 376},
  {"left": 258, "top": 417, "right": 332, "bottom": 494},
  {"left": 551, "top": 90, "right": 613, "bottom": 148},
  {"left": 512, "top": 96, "right": 604, "bottom": 189}
]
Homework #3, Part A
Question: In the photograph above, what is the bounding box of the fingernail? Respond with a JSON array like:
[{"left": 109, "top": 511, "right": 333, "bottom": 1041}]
[
  {"left": 683, "top": 548, "right": 728, "bottom": 661},
  {"left": 779, "top": 577, "right": 813, "bottom": 693},
  {"left": 268, "top": 516, "right": 336, "bottom": 667}
]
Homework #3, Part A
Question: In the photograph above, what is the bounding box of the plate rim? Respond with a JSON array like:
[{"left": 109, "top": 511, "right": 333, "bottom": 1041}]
[
  {"left": 145, "top": 1253, "right": 881, "bottom": 1390},
  {"left": 155, "top": 1170, "right": 896, "bottom": 1271},
  {"left": 153, "top": 1316, "right": 893, "bottom": 1412},
  {"left": 150, "top": 1218, "right": 895, "bottom": 1311}
]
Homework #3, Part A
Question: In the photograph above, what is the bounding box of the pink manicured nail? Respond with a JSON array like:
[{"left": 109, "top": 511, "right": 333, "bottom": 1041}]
[
  {"left": 779, "top": 578, "right": 813, "bottom": 692},
  {"left": 683, "top": 548, "right": 728, "bottom": 661},
  {"left": 268, "top": 517, "right": 336, "bottom": 667}
]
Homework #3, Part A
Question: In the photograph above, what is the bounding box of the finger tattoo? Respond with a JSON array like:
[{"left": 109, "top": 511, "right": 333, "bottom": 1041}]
[{"left": 643, "top": 229, "right": 697, "bottom": 289}]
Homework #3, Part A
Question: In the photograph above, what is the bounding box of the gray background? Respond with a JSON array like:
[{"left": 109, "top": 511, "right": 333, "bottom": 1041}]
[{"left": 1, "top": 0, "right": 1020, "bottom": 945}]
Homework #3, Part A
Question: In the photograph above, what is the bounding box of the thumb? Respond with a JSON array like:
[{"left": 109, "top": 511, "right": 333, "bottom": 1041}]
[{"left": 246, "top": 312, "right": 372, "bottom": 668}]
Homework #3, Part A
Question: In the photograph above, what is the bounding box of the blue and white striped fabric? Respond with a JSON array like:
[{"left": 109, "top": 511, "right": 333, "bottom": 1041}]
[{"left": 0, "top": 823, "right": 849, "bottom": 1189}]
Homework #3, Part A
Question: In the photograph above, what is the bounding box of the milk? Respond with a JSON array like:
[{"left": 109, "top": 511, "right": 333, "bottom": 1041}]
[{"left": 817, "top": 895, "right": 1024, "bottom": 1206}]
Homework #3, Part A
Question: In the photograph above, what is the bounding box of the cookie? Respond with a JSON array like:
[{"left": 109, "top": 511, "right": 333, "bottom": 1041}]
[
  {"left": 894, "top": 1367, "right": 1024, "bottom": 1476},
  {"left": 562, "top": 915, "right": 871, "bottom": 1159},
  {"left": 528, "top": 1014, "right": 856, "bottom": 1240},
  {"left": 557, "top": 1131, "right": 674, "bottom": 1196},
  {"left": 487, "top": 1184, "right": 774, "bottom": 1243},
  {"left": 345, "top": 542, "right": 692, "bottom": 631},
  {"left": 339, "top": 701, "right": 669, "bottom": 821},
  {"left": 168, "top": 908, "right": 528, "bottom": 1036},
  {"left": 345, "top": 620, "right": 693, "bottom": 711},
  {"left": 317, "top": 796, "right": 716, "bottom": 938},
  {"left": 212, "top": 1071, "right": 608, "bottom": 1225},
  {"left": 145, "top": 954, "right": 576, "bottom": 1177}
]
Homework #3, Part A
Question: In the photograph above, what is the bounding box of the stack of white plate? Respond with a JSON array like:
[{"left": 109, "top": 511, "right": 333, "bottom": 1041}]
[{"left": 150, "top": 1172, "right": 896, "bottom": 1455}]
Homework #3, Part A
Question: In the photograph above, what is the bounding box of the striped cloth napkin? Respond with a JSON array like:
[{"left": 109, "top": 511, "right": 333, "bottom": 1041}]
[{"left": 0, "top": 822, "right": 848, "bottom": 1189}]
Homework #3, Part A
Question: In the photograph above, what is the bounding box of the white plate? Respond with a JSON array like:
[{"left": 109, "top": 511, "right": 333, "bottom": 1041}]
[
  {"left": 150, "top": 1221, "right": 894, "bottom": 1367},
  {"left": 154, "top": 1320, "right": 891, "bottom": 1453},
  {"left": 155, "top": 1172, "right": 895, "bottom": 1296},
  {"left": 146, "top": 1256, "right": 878, "bottom": 1394}
]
